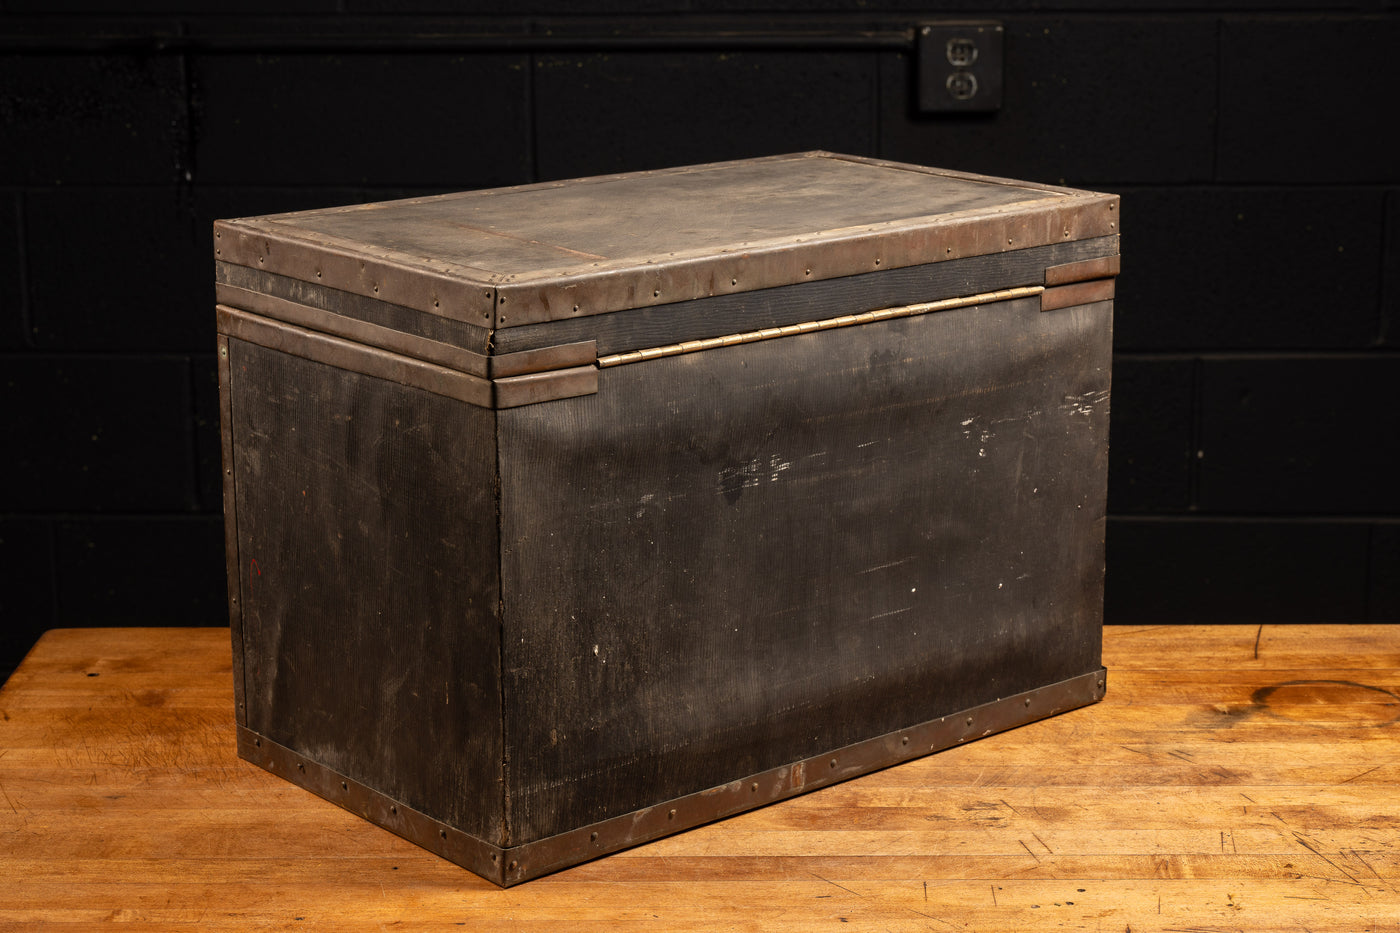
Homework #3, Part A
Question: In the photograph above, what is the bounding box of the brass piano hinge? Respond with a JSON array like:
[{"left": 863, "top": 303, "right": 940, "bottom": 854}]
[{"left": 596, "top": 285, "right": 1045, "bottom": 369}]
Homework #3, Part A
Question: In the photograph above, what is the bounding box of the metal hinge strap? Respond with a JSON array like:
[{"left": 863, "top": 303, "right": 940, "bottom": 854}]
[{"left": 596, "top": 285, "right": 1045, "bottom": 369}]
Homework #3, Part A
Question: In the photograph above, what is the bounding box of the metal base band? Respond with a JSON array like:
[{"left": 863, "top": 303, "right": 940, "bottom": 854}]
[{"left": 238, "top": 666, "right": 1106, "bottom": 886}]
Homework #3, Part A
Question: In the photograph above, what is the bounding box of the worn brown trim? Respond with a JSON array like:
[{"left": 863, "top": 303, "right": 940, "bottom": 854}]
[
  {"left": 820, "top": 152, "right": 1100, "bottom": 199},
  {"left": 494, "top": 236, "right": 1119, "bottom": 356},
  {"left": 214, "top": 220, "right": 497, "bottom": 325},
  {"left": 238, "top": 668, "right": 1104, "bottom": 887},
  {"left": 493, "top": 366, "right": 599, "bottom": 409},
  {"left": 216, "top": 262, "right": 493, "bottom": 354},
  {"left": 217, "top": 283, "right": 495, "bottom": 377},
  {"left": 237, "top": 727, "right": 508, "bottom": 885},
  {"left": 491, "top": 341, "right": 597, "bottom": 378},
  {"left": 1044, "top": 254, "right": 1121, "bottom": 287},
  {"left": 1041, "top": 278, "right": 1116, "bottom": 312},
  {"left": 217, "top": 335, "right": 247, "bottom": 728},
  {"left": 216, "top": 283, "right": 597, "bottom": 379},
  {"left": 217, "top": 305, "right": 495, "bottom": 408}
]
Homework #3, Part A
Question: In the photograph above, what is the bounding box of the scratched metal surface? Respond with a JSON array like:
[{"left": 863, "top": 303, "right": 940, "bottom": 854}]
[
  {"left": 238, "top": 154, "right": 1050, "bottom": 280},
  {"left": 497, "top": 294, "right": 1112, "bottom": 845}
]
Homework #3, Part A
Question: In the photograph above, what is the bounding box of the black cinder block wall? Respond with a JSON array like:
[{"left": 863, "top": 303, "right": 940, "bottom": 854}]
[{"left": 1, "top": 3, "right": 1397, "bottom": 681}]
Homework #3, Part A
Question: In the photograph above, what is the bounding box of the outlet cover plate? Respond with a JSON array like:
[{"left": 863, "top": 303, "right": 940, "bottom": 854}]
[{"left": 917, "top": 21, "right": 1004, "bottom": 113}]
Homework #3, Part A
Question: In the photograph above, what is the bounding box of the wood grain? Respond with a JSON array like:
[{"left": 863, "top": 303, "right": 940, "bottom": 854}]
[{"left": 2, "top": 624, "right": 1398, "bottom": 931}]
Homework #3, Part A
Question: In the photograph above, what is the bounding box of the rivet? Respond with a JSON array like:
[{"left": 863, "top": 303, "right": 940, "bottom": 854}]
[
  {"left": 653, "top": 290, "right": 660, "bottom": 298},
  {"left": 491, "top": 854, "right": 498, "bottom": 863},
  {"left": 315, "top": 269, "right": 322, "bottom": 278},
  {"left": 829, "top": 759, "right": 837, "bottom": 769},
  {"left": 372, "top": 283, "right": 379, "bottom": 293},
  {"left": 573, "top": 304, "right": 580, "bottom": 313},
  {"left": 901, "top": 736, "right": 909, "bottom": 746},
  {"left": 1098, "top": 680, "right": 1105, "bottom": 690},
  {"left": 508, "top": 860, "right": 518, "bottom": 871},
  {"left": 1024, "top": 698, "right": 1031, "bottom": 707},
  {"left": 1007, "top": 238, "right": 1013, "bottom": 245},
  {"left": 297, "top": 763, "right": 305, "bottom": 773},
  {"left": 390, "top": 805, "right": 398, "bottom": 815},
  {"left": 874, "top": 258, "right": 881, "bottom": 266},
  {"left": 590, "top": 831, "right": 598, "bottom": 842},
  {"left": 254, "top": 738, "right": 261, "bottom": 747},
  {"left": 341, "top": 781, "right": 348, "bottom": 791},
  {"left": 731, "top": 278, "right": 738, "bottom": 286},
  {"left": 219, "top": 346, "right": 227, "bottom": 358},
  {"left": 668, "top": 809, "right": 676, "bottom": 820},
  {"left": 966, "top": 717, "right": 974, "bottom": 726},
  {"left": 946, "top": 247, "right": 952, "bottom": 254},
  {"left": 751, "top": 782, "right": 759, "bottom": 792},
  {"left": 804, "top": 268, "right": 811, "bottom": 276},
  {"left": 440, "top": 829, "right": 447, "bottom": 839}
]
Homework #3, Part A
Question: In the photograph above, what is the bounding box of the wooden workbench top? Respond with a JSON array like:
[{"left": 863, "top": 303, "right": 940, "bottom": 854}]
[{"left": 2, "top": 625, "right": 1397, "bottom": 931}]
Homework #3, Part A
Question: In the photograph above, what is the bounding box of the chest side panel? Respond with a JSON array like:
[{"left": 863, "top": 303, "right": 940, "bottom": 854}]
[
  {"left": 226, "top": 339, "right": 504, "bottom": 841},
  {"left": 497, "top": 294, "right": 1111, "bottom": 844}
]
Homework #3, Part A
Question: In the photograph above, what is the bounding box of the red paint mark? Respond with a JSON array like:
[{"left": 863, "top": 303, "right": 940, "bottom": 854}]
[{"left": 250, "top": 558, "right": 261, "bottom": 577}]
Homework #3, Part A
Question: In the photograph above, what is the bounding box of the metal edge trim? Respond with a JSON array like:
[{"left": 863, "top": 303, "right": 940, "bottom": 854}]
[
  {"left": 496, "top": 196, "right": 1118, "bottom": 325},
  {"left": 214, "top": 219, "right": 497, "bottom": 325},
  {"left": 216, "top": 305, "right": 494, "bottom": 409},
  {"left": 490, "top": 340, "right": 598, "bottom": 378},
  {"left": 215, "top": 261, "right": 494, "bottom": 354},
  {"left": 1044, "top": 254, "right": 1122, "bottom": 287},
  {"left": 238, "top": 667, "right": 1106, "bottom": 888},
  {"left": 236, "top": 727, "right": 507, "bottom": 886},
  {"left": 216, "top": 283, "right": 493, "bottom": 378},
  {"left": 1041, "top": 278, "right": 1117, "bottom": 312},
  {"left": 492, "top": 366, "right": 599, "bottom": 409},
  {"left": 502, "top": 667, "right": 1107, "bottom": 885},
  {"left": 597, "top": 285, "right": 1044, "bottom": 368},
  {"left": 216, "top": 335, "right": 247, "bottom": 728},
  {"left": 819, "top": 152, "right": 1107, "bottom": 199}
]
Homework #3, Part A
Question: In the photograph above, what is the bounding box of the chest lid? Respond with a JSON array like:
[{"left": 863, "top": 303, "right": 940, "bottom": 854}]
[{"left": 214, "top": 151, "right": 1118, "bottom": 331}]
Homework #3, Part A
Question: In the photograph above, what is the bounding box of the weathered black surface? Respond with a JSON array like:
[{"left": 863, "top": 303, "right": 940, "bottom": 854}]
[
  {"left": 498, "top": 295, "right": 1111, "bottom": 843},
  {"left": 228, "top": 338, "right": 504, "bottom": 841}
]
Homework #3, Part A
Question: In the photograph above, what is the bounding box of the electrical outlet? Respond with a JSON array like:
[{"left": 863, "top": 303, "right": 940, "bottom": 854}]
[{"left": 917, "top": 21, "right": 1004, "bottom": 113}]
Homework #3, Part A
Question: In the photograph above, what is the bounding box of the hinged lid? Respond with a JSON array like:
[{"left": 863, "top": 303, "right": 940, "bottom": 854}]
[{"left": 213, "top": 151, "right": 1119, "bottom": 332}]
